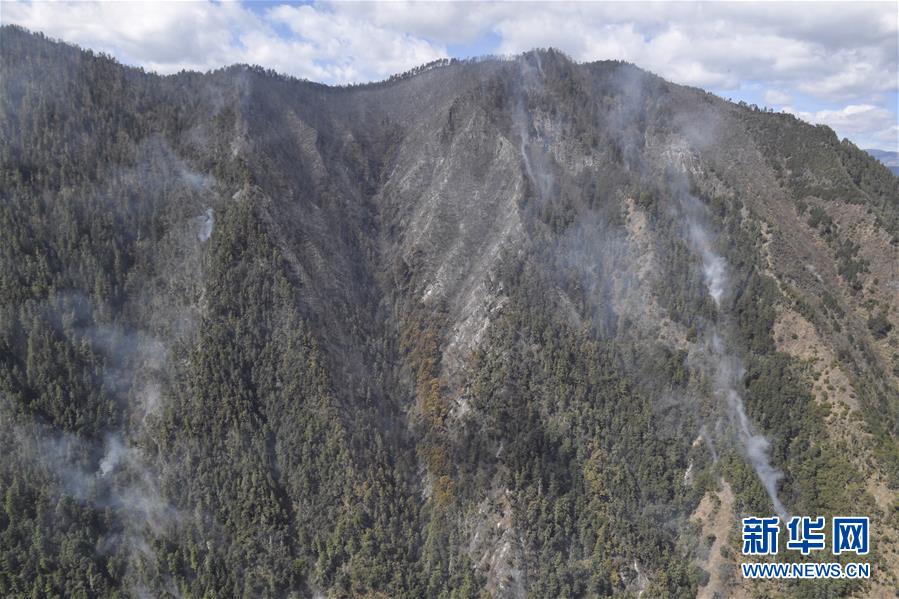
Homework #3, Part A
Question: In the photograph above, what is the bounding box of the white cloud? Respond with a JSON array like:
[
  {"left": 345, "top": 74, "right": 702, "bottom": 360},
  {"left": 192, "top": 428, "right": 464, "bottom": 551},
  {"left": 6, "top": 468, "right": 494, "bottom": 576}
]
[
  {"left": 2, "top": 1, "right": 896, "bottom": 149},
  {"left": 327, "top": 2, "right": 897, "bottom": 98},
  {"left": 0, "top": 0, "right": 446, "bottom": 82},
  {"left": 474, "top": 2, "right": 896, "bottom": 100},
  {"left": 785, "top": 104, "right": 899, "bottom": 150},
  {"left": 4, "top": 1, "right": 894, "bottom": 94},
  {"left": 267, "top": 4, "right": 445, "bottom": 81},
  {"left": 327, "top": 1, "right": 503, "bottom": 45},
  {"left": 764, "top": 89, "right": 792, "bottom": 106},
  {"left": 1, "top": 1, "right": 252, "bottom": 72}
]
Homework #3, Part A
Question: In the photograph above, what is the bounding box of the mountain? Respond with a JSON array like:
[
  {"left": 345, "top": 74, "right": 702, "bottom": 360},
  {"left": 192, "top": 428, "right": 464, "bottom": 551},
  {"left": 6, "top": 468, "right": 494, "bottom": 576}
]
[
  {"left": 1, "top": 25, "right": 898, "bottom": 598},
  {"left": 866, "top": 149, "right": 899, "bottom": 176}
]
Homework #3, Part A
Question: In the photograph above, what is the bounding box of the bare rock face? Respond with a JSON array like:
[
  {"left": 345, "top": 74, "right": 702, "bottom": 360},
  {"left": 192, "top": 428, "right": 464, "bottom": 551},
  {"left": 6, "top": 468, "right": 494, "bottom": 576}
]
[{"left": 1, "top": 26, "right": 897, "bottom": 597}]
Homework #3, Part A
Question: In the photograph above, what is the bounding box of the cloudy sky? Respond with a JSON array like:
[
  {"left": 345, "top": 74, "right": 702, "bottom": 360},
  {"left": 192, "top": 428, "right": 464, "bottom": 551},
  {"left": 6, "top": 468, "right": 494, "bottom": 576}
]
[{"left": 3, "top": 1, "right": 897, "bottom": 151}]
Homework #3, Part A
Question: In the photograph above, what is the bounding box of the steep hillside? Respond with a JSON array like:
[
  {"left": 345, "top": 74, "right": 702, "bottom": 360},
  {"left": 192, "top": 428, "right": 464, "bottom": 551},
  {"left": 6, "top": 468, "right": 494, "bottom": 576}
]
[{"left": 1, "top": 26, "right": 897, "bottom": 598}]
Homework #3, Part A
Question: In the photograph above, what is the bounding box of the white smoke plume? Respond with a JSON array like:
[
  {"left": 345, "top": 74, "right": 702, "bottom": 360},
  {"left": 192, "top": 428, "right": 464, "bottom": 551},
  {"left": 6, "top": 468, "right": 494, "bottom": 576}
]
[
  {"left": 1, "top": 292, "right": 186, "bottom": 593},
  {"left": 683, "top": 198, "right": 788, "bottom": 519},
  {"left": 197, "top": 208, "right": 214, "bottom": 242},
  {"left": 657, "top": 137, "right": 788, "bottom": 516},
  {"left": 688, "top": 221, "right": 726, "bottom": 307},
  {"left": 1, "top": 410, "right": 184, "bottom": 594},
  {"left": 515, "top": 53, "right": 556, "bottom": 204},
  {"left": 707, "top": 333, "right": 788, "bottom": 519}
]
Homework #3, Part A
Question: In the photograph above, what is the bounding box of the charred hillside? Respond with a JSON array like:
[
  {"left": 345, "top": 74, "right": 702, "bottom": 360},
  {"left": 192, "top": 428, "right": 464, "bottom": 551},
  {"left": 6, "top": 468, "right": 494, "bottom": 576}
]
[{"left": 1, "top": 25, "right": 898, "bottom": 598}]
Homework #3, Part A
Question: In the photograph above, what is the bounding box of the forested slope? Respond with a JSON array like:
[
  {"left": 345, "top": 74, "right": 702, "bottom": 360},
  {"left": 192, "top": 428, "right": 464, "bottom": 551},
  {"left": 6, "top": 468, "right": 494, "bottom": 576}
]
[{"left": 1, "top": 26, "right": 897, "bottom": 598}]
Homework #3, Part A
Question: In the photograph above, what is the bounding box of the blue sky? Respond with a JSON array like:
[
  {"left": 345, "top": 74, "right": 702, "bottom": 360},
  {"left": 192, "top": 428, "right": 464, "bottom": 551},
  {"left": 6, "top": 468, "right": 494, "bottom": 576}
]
[{"left": 3, "top": 1, "right": 897, "bottom": 150}]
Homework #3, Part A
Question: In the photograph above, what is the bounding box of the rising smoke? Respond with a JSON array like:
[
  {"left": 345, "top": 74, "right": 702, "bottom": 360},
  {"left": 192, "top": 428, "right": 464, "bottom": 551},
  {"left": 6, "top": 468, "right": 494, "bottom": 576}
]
[
  {"left": 511, "top": 51, "right": 789, "bottom": 518},
  {"left": 687, "top": 221, "right": 727, "bottom": 307},
  {"left": 0, "top": 290, "right": 188, "bottom": 593},
  {"left": 680, "top": 192, "right": 788, "bottom": 519},
  {"left": 197, "top": 208, "right": 214, "bottom": 242}
]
